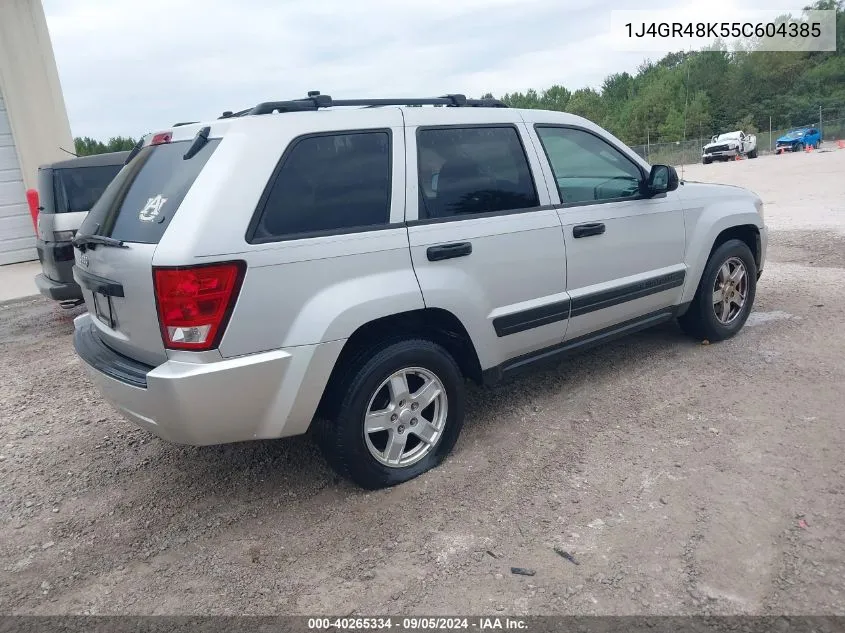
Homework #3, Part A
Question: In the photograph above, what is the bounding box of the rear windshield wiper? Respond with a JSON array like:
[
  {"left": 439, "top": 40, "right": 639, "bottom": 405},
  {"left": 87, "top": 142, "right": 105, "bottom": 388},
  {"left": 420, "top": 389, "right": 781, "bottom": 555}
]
[{"left": 72, "top": 233, "right": 128, "bottom": 252}]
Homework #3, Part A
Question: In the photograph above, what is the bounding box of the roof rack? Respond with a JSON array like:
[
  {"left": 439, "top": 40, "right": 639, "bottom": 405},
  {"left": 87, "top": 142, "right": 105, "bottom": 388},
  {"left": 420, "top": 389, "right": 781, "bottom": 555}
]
[
  {"left": 218, "top": 108, "right": 253, "bottom": 119},
  {"left": 219, "top": 92, "right": 506, "bottom": 117}
]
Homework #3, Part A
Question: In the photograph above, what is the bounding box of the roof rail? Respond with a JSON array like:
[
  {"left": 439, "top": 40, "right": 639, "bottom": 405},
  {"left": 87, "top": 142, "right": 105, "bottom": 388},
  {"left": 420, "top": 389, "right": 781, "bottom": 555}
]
[
  {"left": 246, "top": 91, "right": 507, "bottom": 115},
  {"left": 218, "top": 108, "right": 252, "bottom": 119}
]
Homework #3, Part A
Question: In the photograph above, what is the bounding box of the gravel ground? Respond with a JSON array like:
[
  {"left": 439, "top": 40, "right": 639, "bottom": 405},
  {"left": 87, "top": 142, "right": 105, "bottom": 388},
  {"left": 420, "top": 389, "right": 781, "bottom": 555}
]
[{"left": 1, "top": 151, "right": 844, "bottom": 616}]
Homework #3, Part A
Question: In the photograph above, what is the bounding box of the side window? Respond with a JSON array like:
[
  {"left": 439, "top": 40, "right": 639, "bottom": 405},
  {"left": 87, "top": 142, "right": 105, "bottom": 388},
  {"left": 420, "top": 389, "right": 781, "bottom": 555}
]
[
  {"left": 253, "top": 130, "right": 391, "bottom": 241},
  {"left": 535, "top": 126, "right": 643, "bottom": 205},
  {"left": 416, "top": 126, "right": 538, "bottom": 220}
]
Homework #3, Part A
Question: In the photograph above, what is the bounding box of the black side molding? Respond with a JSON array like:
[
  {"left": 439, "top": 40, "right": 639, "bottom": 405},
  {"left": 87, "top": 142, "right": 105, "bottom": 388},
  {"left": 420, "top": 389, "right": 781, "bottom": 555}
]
[
  {"left": 570, "top": 270, "right": 685, "bottom": 318},
  {"left": 73, "top": 266, "right": 125, "bottom": 298},
  {"left": 490, "top": 270, "right": 686, "bottom": 338},
  {"left": 74, "top": 319, "right": 153, "bottom": 388},
  {"left": 493, "top": 299, "right": 571, "bottom": 337}
]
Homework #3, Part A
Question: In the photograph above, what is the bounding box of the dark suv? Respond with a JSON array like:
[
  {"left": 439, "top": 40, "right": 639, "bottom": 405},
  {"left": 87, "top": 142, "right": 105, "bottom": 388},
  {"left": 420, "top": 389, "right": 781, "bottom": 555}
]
[{"left": 34, "top": 151, "right": 128, "bottom": 306}]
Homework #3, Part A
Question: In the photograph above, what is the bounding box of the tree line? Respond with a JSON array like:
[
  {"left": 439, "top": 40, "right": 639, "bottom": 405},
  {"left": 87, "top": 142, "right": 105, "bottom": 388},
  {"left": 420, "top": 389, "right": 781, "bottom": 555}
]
[
  {"left": 73, "top": 136, "right": 137, "bottom": 157},
  {"left": 485, "top": 0, "right": 844, "bottom": 146}
]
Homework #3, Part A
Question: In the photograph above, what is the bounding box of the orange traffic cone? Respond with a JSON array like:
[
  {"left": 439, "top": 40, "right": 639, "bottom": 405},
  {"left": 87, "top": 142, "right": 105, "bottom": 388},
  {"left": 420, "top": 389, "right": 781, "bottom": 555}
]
[
  {"left": 735, "top": 154, "right": 742, "bottom": 161},
  {"left": 838, "top": 140, "right": 845, "bottom": 149},
  {"left": 805, "top": 144, "right": 813, "bottom": 152},
  {"left": 777, "top": 147, "right": 785, "bottom": 155}
]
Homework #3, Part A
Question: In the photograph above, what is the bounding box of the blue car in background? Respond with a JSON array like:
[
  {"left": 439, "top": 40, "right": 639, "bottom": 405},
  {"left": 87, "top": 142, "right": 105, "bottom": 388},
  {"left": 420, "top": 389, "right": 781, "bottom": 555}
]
[{"left": 776, "top": 127, "right": 821, "bottom": 152}]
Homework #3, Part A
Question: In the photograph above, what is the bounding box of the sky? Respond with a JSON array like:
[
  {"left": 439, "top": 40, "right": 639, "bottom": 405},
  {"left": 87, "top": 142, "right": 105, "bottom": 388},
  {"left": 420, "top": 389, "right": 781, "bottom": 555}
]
[{"left": 42, "top": 0, "right": 782, "bottom": 140}]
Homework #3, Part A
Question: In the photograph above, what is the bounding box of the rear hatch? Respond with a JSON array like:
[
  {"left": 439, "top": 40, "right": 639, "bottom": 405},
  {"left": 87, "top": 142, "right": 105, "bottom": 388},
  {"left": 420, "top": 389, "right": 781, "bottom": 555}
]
[
  {"left": 37, "top": 162, "right": 122, "bottom": 281},
  {"left": 74, "top": 134, "right": 221, "bottom": 367}
]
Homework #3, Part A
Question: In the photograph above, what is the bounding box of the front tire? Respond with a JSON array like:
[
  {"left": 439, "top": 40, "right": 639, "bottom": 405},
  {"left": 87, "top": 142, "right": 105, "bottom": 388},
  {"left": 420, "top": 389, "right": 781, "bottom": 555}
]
[
  {"left": 678, "top": 239, "right": 757, "bottom": 342},
  {"left": 748, "top": 148, "right": 758, "bottom": 159},
  {"left": 315, "top": 339, "right": 466, "bottom": 489},
  {"left": 702, "top": 156, "right": 712, "bottom": 165},
  {"left": 795, "top": 142, "right": 804, "bottom": 152}
]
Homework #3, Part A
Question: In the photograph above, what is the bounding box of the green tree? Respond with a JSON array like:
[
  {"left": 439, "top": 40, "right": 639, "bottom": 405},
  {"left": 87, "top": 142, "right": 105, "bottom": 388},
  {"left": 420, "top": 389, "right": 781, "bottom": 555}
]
[
  {"left": 74, "top": 136, "right": 137, "bottom": 157},
  {"left": 482, "top": 0, "right": 845, "bottom": 147}
]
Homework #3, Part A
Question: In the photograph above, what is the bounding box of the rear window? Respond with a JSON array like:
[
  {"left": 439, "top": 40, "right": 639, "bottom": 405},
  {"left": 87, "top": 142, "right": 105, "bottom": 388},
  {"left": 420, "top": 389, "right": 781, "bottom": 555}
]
[
  {"left": 51, "top": 165, "right": 123, "bottom": 214},
  {"left": 80, "top": 139, "right": 220, "bottom": 244}
]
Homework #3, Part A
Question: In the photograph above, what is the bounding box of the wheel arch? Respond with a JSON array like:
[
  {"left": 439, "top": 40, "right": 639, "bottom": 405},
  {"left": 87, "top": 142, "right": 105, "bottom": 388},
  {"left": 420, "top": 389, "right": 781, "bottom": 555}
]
[
  {"left": 315, "top": 307, "right": 483, "bottom": 420},
  {"left": 681, "top": 212, "right": 762, "bottom": 305},
  {"left": 708, "top": 224, "right": 761, "bottom": 270}
]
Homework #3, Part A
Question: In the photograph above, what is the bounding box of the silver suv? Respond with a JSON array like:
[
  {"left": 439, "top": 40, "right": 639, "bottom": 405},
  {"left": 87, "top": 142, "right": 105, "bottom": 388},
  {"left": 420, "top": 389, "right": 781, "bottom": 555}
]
[
  {"left": 34, "top": 151, "right": 129, "bottom": 307},
  {"left": 72, "top": 93, "right": 767, "bottom": 489}
]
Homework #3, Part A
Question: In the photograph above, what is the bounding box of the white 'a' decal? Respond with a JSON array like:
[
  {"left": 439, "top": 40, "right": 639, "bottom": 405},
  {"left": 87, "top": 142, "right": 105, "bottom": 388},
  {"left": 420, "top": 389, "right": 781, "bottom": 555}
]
[{"left": 139, "top": 195, "right": 168, "bottom": 222}]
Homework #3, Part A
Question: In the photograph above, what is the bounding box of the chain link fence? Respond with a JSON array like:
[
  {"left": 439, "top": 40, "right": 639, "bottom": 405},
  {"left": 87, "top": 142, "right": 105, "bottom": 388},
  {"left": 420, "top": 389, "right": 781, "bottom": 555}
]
[{"left": 629, "top": 115, "right": 845, "bottom": 166}]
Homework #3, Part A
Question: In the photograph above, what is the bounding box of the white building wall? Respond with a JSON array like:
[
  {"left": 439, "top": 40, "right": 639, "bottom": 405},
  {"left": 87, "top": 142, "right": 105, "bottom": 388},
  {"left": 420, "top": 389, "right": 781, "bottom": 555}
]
[{"left": 0, "top": 0, "right": 74, "bottom": 264}]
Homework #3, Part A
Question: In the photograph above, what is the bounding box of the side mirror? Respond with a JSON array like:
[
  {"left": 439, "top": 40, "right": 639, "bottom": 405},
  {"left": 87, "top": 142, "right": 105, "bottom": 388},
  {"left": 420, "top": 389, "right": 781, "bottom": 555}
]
[{"left": 642, "top": 164, "right": 679, "bottom": 196}]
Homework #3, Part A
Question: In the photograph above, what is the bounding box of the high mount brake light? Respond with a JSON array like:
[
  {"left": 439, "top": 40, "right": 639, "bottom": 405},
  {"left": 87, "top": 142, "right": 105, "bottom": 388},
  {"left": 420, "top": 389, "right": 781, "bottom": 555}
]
[
  {"left": 153, "top": 262, "right": 246, "bottom": 351},
  {"left": 150, "top": 132, "right": 173, "bottom": 146}
]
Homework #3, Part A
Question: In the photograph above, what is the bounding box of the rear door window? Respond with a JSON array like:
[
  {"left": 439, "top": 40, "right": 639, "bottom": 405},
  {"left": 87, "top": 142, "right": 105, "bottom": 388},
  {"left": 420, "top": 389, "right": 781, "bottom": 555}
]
[
  {"left": 416, "top": 126, "right": 539, "bottom": 220},
  {"left": 80, "top": 139, "right": 221, "bottom": 244},
  {"left": 52, "top": 165, "right": 123, "bottom": 214},
  {"left": 249, "top": 130, "right": 392, "bottom": 242}
]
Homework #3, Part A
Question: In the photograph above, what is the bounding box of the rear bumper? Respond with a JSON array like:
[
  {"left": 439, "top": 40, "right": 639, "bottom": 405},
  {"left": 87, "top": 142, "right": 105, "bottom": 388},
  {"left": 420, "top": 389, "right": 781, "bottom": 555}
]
[
  {"left": 35, "top": 240, "right": 81, "bottom": 301},
  {"left": 35, "top": 272, "right": 82, "bottom": 302},
  {"left": 73, "top": 313, "right": 343, "bottom": 445}
]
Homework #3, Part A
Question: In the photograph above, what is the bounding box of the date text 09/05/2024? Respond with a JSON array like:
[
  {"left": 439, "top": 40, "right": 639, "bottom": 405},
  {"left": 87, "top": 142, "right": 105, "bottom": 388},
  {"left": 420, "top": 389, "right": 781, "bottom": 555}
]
[
  {"left": 624, "top": 21, "right": 822, "bottom": 38},
  {"left": 307, "top": 617, "right": 528, "bottom": 630}
]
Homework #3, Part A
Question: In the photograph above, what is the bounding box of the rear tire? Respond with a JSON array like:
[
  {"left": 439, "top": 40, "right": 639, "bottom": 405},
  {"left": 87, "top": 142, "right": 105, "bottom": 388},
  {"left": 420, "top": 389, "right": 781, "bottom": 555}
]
[
  {"left": 748, "top": 148, "right": 758, "bottom": 159},
  {"left": 314, "top": 339, "right": 465, "bottom": 489},
  {"left": 678, "top": 239, "right": 757, "bottom": 342}
]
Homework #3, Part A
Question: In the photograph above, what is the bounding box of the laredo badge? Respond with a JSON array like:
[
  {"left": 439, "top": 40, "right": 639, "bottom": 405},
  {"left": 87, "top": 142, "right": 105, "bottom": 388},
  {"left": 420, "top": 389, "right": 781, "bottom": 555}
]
[{"left": 139, "top": 194, "right": 168, "bottom": 222}]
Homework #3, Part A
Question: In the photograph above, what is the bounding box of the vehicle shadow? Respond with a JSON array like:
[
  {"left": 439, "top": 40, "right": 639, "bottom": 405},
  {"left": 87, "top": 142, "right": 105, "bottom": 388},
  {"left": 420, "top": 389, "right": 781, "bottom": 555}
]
[{"left": 41, "top": 319, "right": 699, "bottom": 569}]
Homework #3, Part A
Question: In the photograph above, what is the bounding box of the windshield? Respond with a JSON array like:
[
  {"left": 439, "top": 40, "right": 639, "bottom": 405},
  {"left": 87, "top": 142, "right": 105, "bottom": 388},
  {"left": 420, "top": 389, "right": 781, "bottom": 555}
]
[
  {"left": 785, "top": 130, "right": 807, "bottom": 139},
  {"left": 716, "top": 133, "right": 741, "bottom": 141}
]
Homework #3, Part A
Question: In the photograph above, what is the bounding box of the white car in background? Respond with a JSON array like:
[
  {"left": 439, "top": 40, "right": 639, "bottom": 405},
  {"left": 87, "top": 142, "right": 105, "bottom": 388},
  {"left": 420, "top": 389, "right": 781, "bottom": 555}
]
[{"left": 702, "top": 131, "right": 758, "bottom": 163}]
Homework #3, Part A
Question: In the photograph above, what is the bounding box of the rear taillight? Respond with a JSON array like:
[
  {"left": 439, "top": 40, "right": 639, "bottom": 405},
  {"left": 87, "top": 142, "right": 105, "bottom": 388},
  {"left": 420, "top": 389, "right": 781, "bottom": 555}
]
[
  {"left": 150, "top": 131, "right": 173, "bottom": 145},
  {"left": 26, "top": 189, "right": 40, "bottom": 237},
  {"left": 153, "top": 262, "right": 245, "bottom": 351}
]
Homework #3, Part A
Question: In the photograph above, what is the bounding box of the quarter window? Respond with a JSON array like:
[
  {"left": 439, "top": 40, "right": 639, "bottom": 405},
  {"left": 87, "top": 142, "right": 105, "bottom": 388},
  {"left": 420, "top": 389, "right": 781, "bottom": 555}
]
[
  {"left": 253, "top": 131, "right": 391, "bottom": 240},
  {"left": 536, "top": 127, "right": 643, "bottom": 205},
  {"left": 417, "top": 126, "right": 539, "bottom": 219}
]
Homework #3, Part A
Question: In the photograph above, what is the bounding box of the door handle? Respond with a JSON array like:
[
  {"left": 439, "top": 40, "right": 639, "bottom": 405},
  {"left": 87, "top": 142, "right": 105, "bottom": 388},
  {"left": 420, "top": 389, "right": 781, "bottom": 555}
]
[
  {"left": 573, "top": 223, "right": 606, "bottom": 238},
  {"left": 426, "top": 242, "right": 472, "bottom": 261}
]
